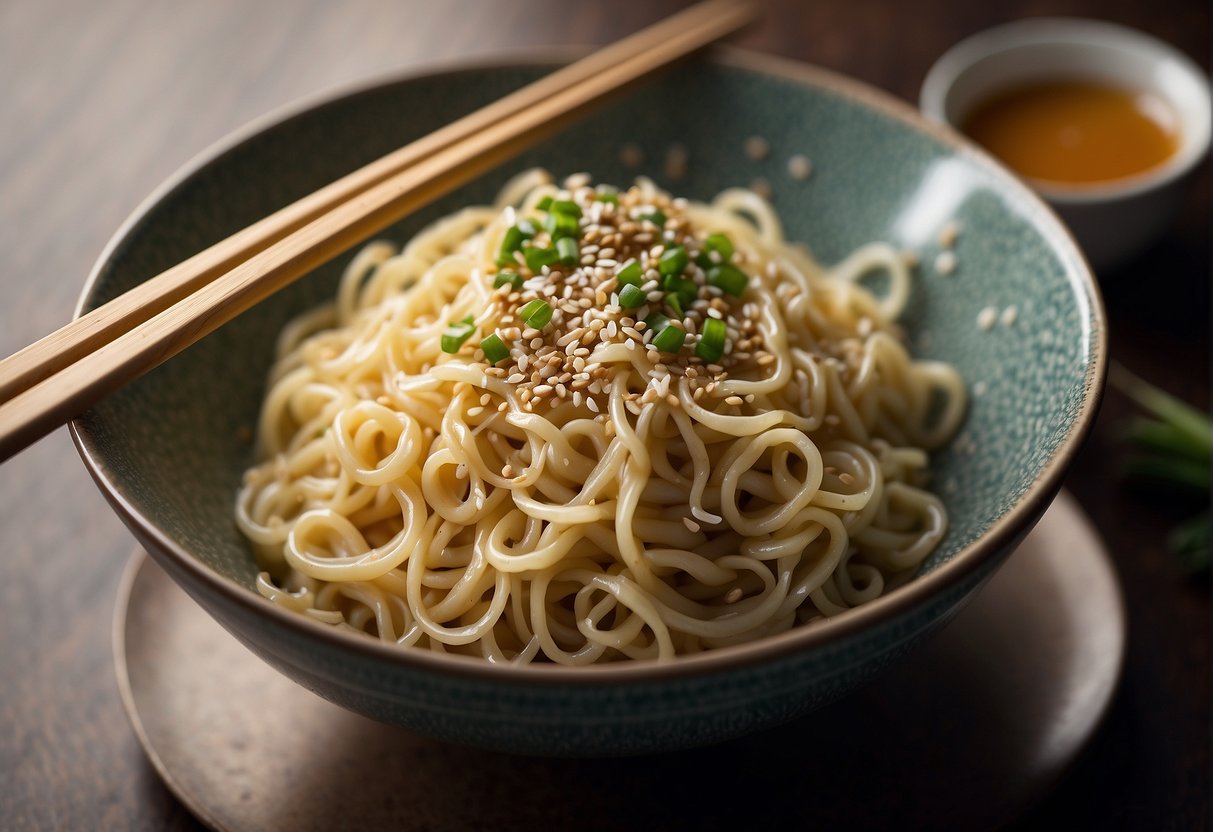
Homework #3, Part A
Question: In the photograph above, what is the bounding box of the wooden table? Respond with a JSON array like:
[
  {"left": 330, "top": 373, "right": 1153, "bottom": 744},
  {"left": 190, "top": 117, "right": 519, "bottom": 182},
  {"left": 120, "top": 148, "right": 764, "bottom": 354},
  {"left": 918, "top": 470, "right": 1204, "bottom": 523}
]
[{"left": 1, "top": 1, "right": 1207, "bottom": 828}]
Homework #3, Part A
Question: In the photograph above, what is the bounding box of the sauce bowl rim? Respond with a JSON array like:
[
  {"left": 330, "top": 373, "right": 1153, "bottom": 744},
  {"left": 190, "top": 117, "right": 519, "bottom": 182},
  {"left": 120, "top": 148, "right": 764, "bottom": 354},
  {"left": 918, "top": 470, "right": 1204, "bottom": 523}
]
[{"left": 920, "top": 17, "right": 1212, "bottom": 205}]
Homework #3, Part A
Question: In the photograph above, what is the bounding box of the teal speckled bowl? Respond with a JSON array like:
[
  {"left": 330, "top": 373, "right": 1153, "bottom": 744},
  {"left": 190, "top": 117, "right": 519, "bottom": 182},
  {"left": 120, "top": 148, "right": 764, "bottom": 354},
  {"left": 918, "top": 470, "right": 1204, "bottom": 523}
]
[{"left": 73, "top": 49, "right": 1105, "bottom": 755}]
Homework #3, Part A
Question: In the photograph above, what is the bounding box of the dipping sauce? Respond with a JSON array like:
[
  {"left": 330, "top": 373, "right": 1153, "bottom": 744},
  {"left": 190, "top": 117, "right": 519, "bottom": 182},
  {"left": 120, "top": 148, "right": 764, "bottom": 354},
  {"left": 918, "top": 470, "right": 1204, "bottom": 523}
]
[{"left": 962, "top": 81, "right": 1180, "bottom": 184}]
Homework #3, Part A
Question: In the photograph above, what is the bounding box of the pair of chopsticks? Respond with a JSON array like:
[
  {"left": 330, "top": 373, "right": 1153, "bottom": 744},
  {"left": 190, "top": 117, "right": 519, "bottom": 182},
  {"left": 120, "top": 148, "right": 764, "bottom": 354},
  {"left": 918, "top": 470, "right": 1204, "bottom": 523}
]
[{"left": 0, "top": 0, "right": 753, "bottom": 462}]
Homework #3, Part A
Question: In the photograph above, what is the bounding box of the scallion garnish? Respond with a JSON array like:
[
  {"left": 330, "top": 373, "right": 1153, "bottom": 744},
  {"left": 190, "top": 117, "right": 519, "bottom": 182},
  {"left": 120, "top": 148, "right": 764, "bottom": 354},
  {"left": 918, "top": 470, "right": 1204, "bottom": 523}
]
[
  {"left": 640, "top": 210, "right": 667, "bottom": 227},
  {"left": 493, "top": 270, "right": 524, "bottom": 290},
  {"left": 618, "top": 284, "right": 648, "bottom": 309},
  {"left": 707, "top": 263, "right": 749, "bottom": 297},
  {"left": 518, "top": 299, "right": 553, "bottom": 329},
  {"left": 496, "top": 225, "right": 529, "bottom": 266},
  {"left": 664, "top": 274, "right": 698, "bottom": 304},
  {"left": 1112, "top": 364, "right": 1212, "bottom": 573},
  {"left": 703, "top": 232, "right": 734, "bottom": 260},
  {"left": 441, "top": 315, "right": 476, "bottom": 354},
  {"left": 480, "top": 333, "right": 509, "bottom": 364},
  {"left": 545, "top": 210, "right": 580, "bottom": 239},
  {"left": 616, "top": 259, "right": 643, "bottom": 287},
  {"left": 556, "top": 236, "right": 579, "bottom": 266},
  {"left": 658, "top": 245, "right": 688, "bottom": 278},
  {"left": 644, "top": 312, "right": 670, "bottom": 332},
  {"left": 696, "top": 317, "right": 726, "bottom": 362},
  {"left": 652, "top": 323, "right": 687, "bottom": 353},
  {"left": 550, "top": 199, "right": 582, "bottom": 218},
  {"left": 523, "top": 244, "right": 559, "bottom": 273},
  {"left": 666, "top": 293, "right": 684, "bottom": 318},
  {"left": 595, "top": 187, "right": 619, "bottom": 205},
  {"left": 536, "top": 195, "right": 554, "bottom": 211}
]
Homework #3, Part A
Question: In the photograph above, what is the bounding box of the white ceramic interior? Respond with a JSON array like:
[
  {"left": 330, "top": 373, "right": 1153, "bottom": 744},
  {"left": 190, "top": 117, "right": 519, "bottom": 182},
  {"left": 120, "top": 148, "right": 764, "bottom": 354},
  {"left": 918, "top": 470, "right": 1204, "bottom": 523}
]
[{"left": 920, "top": 18, "right": 1211, "bottom": 271}]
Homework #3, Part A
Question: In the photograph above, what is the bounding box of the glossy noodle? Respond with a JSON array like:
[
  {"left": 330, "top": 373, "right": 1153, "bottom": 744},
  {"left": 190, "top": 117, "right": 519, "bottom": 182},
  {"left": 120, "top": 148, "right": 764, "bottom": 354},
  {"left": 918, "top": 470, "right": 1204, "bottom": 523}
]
[{"left": 236, "top": 170, "right": 965, "bottom": 664}]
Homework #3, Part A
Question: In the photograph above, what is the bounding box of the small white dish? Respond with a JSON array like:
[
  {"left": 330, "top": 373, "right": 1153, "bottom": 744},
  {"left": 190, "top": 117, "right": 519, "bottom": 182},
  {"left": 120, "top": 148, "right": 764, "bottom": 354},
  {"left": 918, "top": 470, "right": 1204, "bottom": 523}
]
[{"left": 921, "top": 18, "right": 1211, "bottom": 271}]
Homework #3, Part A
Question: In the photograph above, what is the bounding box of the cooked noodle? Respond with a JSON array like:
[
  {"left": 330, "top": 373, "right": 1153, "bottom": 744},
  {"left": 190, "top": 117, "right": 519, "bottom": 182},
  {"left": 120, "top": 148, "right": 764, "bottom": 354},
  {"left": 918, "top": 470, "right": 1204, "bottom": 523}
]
[{"left": 236, "top": 170, "right": 965, "bottom": 664}]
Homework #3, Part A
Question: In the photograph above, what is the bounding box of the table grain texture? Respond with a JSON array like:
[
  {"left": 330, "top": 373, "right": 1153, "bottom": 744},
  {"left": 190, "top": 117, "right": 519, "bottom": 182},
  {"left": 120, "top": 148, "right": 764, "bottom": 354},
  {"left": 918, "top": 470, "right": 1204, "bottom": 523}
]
[{"left": 0, "top": 1, "right": 1207, "bottom": 829}]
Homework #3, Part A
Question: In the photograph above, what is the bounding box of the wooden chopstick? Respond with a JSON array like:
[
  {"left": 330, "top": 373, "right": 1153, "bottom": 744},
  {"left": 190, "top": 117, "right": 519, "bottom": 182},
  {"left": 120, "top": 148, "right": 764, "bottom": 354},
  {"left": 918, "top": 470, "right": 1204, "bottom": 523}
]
[{"left": 0, "top": 0, "right": 753, "bottom": 462}]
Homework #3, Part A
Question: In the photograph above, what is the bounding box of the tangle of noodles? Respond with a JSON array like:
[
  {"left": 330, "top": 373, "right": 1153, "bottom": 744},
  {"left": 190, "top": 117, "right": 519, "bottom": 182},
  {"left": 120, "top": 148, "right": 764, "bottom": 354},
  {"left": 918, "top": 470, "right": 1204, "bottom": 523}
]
[{"left": 236, "top": 170, "right": 966, "bottom": 664}]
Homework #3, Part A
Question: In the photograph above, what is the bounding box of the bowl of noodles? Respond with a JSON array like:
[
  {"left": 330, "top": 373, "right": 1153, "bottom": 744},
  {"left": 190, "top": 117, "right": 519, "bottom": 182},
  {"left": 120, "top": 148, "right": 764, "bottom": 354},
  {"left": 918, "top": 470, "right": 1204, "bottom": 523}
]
[{"left": 72, "top": 49, "right": 1104, "bottom": 755}]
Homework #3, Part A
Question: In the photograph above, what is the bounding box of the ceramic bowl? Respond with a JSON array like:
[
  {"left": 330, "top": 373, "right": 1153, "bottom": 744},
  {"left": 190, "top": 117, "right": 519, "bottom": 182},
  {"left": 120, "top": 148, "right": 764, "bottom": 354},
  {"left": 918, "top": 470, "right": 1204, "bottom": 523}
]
[
  {"left": 920, "top": 18, "right": 1212, "bottom": 272},
  {"left": 73, "top": 48, "right": 1105, "bottom": 755}
]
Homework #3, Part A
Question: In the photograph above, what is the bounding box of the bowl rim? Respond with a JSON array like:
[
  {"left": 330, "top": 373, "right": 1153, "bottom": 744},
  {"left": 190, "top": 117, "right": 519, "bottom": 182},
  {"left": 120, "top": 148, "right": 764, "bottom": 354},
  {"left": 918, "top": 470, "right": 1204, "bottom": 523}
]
[
  {"left": 919, "top": 17, "right": 1213, "bottom": 205},
  {"left": 72, "top": 45, "right": 1107, "bottom": 687}
]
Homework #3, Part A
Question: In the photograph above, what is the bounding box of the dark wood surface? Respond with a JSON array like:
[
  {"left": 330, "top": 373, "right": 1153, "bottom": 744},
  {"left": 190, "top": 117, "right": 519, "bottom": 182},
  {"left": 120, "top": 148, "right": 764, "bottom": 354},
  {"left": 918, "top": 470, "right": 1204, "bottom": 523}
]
[{"left": 0, "top": 1, "right": 1207, "bottom": 829}]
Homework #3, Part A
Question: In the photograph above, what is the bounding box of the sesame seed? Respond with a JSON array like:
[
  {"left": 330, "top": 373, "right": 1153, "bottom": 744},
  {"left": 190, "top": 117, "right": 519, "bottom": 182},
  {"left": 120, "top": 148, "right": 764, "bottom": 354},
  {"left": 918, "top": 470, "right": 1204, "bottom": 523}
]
[
  {"left": 938, "top": 221, "right": 960, "bottom": 248},
  {"left": 787, "top": 154, "right": 812, "bottom": 180},
  {"left": 977, "top": 306, "right": 998, "bottom": 331},
  {"left": 724, "top": 587, "right": 744, "bottom": 604},
  {"left": 1001, "top": 305, "right": 1018, "bottom": 327},
  {"left": 744, "top": 135, "right": 770, "bottom": 161},
  {"left": 935, "top": 250, "right": 957, "bottom": 275},
  {"left": 664, "top": 143, "right": 689, "bottom": 180},
  {"left": 619, "top": 142, "right": 644, "bottom": 169},
  {"left": 725, "top": 395, "right": 743, "bottom": 406},
  {"left": 682, "top": 517, "right": 701, "bottom": 533}
]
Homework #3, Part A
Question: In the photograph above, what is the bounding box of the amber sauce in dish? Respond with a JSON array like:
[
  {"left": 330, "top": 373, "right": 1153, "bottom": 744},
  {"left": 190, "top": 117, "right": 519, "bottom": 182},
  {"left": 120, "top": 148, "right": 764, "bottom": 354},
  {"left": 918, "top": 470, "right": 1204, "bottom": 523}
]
[{"left": 962, "top": 81, "right": 1180, "bottom": 185}]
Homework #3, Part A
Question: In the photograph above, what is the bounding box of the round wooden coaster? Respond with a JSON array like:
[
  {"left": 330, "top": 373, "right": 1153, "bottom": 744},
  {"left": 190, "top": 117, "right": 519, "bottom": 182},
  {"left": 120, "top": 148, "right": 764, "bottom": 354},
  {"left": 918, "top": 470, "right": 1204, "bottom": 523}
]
[{"left": 114, "top": 490, "right": 1124, "bottom": 831}]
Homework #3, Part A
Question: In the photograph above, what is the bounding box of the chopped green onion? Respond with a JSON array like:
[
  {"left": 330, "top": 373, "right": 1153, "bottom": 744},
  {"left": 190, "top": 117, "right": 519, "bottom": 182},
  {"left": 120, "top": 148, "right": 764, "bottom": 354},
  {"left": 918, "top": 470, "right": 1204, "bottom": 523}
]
[
  {"left": 616, "top": 259, "right": 643, "bottom": 286},
  {"left": 618, "top": 284, "right": 648, "bottom": 308},
  {"left": 658, "top": 245, "right": 688, "bottom": 278},
  {"left": 550, "top": 199, "right": 582, "bottom": 218},
  {"left": 480, "top": 333, "right": 509, "bottom": 364},
  {"left": 524, "top": 244, "right": 560, "bottom": 273},
  {"left": 496, "top": 225, "right": 530, "bottom": 266},
  {"left": 1127, "top": 417, "right": 1210, "bottom": 462},
  {"left": 536, "top": 196, "right": 554, "bottom": 211},
  {"left": 517, "top": 218, "right": 537, "bottom": 237},
  {"left": 556, "top": 236, "right": 579, "bottom": 266},
  {"left": 696, "top": 317, "right": 726, "bottom": 362},
  {"left": 644, "top": 312, "right": 670, "bottom": 332},
  {"left": 1170, "top": 510, "right": 1211, "bottom": 574},
  {"left": 639, "top": 210, "right": 667, "bottom": 227},
  {"left": 519, "top": 299, "right": 553, "bottom": 329},
  {"left": 595, "top": 187, "right": 619, "bottom": 204},
  {"left": 545, "top": 210, "right": 580, "bottom": 239},
  {"left": 493, "top": 270, "right": 523, "bottom": 290},
  {"left": 664, "top": 274, "right": 698, "bottom": 303},
  {"left": 1112, "top": 365, "right": 1212, "bottom": 457},
  {"left": 666, "top": 293, "right": 684, "bottom": 318},
  {"left": 652, "top": 323, "right": 687, "bottom": 353},
  {"left": 441, "top": 315, "right": 476, "bottom": 354},
  {"left": 1124, "top": 455, "right": 1211, "bottom": 492},
  {"left": 703, "top": 232, "right": 734, "bottom": 260},
  {"left": 708, "top": 263, "right": 749, "bottom": 297}
]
